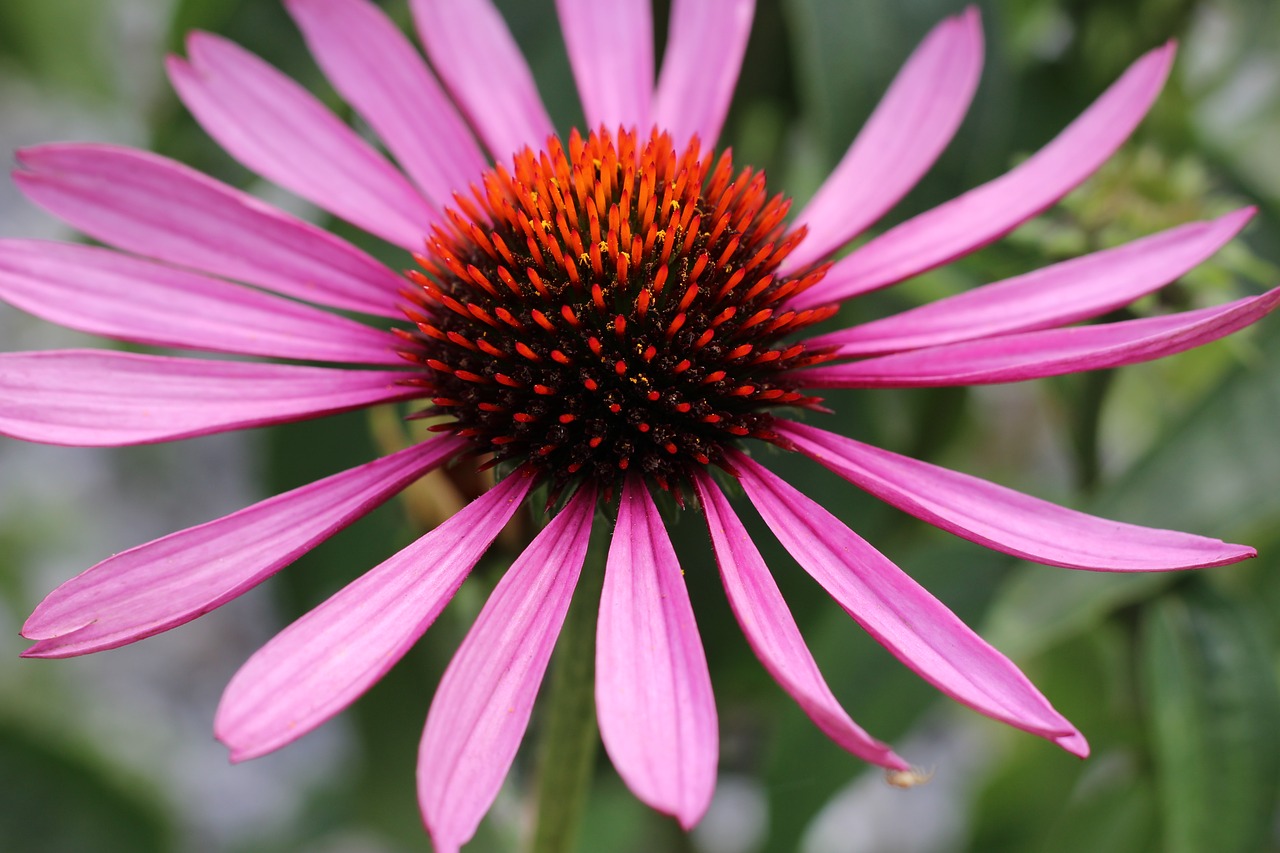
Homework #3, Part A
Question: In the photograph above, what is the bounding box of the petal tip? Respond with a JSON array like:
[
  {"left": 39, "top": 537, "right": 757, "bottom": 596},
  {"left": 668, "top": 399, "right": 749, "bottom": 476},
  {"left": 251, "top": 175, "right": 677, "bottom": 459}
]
[
  {"left": 1056, "top": 730, "right": 1091, "bottom": 759},
  {"left": 675, "top": 796, "right": 713, "bottom": 832},
  {"left": 18, "top": 641, "right": 51, "bottom": 659},
  {"left": 1224, "top": 205, "right": 1258, "bottom": 228}
]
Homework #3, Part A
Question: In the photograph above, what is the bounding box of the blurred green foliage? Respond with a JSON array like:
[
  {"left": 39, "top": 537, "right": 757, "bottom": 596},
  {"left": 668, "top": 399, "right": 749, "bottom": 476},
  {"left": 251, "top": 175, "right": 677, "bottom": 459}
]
[{"left": 2, "top": 0, "right": 1279, "bottom": 851}]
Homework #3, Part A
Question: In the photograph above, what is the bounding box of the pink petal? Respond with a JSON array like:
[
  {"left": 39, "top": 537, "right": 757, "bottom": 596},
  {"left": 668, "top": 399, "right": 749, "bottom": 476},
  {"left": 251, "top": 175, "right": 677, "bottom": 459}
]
[
  {"left": 782, "top": 7, "right": 983, "bottom": 273},
  {"left": 215, "top": 468, "right": 535, "bottom": 761},
  {"left": 651, "top": 0, "right": 754, "bottom": 151},
  {"left": 0, "top": 350, "right": 415, "bottom": 446},
  {"left": 800, "top": 287, "right": 1280, "bottom": 388},
  {"left": 693, "top": 470, "right": 909, "bottom": 769},
  {"left": 285, "top": 0, "right": 489, "bottom": 208},
  {"left": 793, "top": 43, "right": 1176, "bottom": 309},
  {"left": 597, "top": 476, "right": 717, "bottom": 828},
  {"left": 22, "top": 436, "right": 466, "bottom": 657},
  {"left": 808, "top": 209, "right": 1256, "bottom": 356},
  {"left": 733, "top": 453, "right": 1084, "bottom": 752},
  {"left": 0, "top": 240, "right": 403, "bottom": 364},
  {"left": 777, "top": 421, "right": 1255, "bottom": 571},
  {"left": 419, "top": 485, "right": 596, "bottom": 853},
  {"left": 410, "top": 0, "right": 555, "bottom": 162},
  {"left": 168, "top": 33, "right": 438, "bottom": 249},
  {"left": 14, "top": 144, "right": 404, "bottom": 318},
  {"left": 556, "top": 0, "right": 653, "bottom": 132}
]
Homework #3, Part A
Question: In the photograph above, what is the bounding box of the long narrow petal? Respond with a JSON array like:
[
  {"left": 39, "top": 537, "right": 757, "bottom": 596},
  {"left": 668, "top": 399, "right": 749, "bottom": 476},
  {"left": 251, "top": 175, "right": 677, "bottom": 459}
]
[
  {"left": 285, "top": 0, "right": 488, "bottom": 207},
  {"left": 0, "top": 350, "right": 414, "bottom": 446},
  {"left": 793, "top": 43, "right": 1176, "bottom": 309},
  {"left": 733, "top": 454, "right": 1084, "bottom": 753},
  {"left": 411, "top": 0, "right": 555, "bottom": 161},
  {"left": 0, "top": 240, "right": 403, "bottom": 364},
  {"left": 555, "top": 0, "right": 653, "bottom": 132},
  {"left": 693, "top": 470, "right": 909, "bottom": 769},
  {"left": 597, "top": 476, "right": 717, "bottom": 828},
  {"left": 800, "top": 287, "right": 1280, "bottom": 388},
  {"left": 168, "top": 33, "right": 438, "bottom": 249},
  {"left": 22, "top": 436, "right": 466, "bottom": 657},
  {"left": 782, "top": 8, "right": 983, "bottom": 272},
  {"left": 419, "top": 485, "right": 596, "bottom": 853},
  {"left": 652, "top": 0, "right": 754, "bottom": 151},
  {"left": 215, "top": 468, "right": 534, "bottom": 761},
  {"left": 808, "top": 209, "right": 1255, "bottom": 356},
  {"left": 13, "top": 144, "right": 404, "bottom": 318},
  {"left": 777, "top": 422, "right": 1255, "bottom": 571}
]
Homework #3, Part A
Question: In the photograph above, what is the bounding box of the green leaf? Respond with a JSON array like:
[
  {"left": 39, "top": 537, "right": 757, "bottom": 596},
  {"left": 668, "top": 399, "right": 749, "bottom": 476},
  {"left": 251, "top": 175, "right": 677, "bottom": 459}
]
[
  {"left": 0, "top": 720, "right": 171, "bottom": 853},
  {"left": 1140, "top": 582, "right": 1280, "bottom": 853},
  {"left": 0, "top": 0, "right": 114, "bottom": 97}
]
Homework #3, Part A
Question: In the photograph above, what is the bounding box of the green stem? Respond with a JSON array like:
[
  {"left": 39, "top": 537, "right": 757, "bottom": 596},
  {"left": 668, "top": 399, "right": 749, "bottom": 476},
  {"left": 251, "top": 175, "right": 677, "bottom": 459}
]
[{"left": 529, "top": 529, "right": 606, "bottom": 853}]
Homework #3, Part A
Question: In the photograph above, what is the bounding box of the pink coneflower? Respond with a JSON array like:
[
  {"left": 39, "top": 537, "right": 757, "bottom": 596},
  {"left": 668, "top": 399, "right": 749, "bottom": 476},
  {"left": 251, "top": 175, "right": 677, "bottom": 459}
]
[{"left": 4, "top": 0, "right": 1276, "bottom": 849}]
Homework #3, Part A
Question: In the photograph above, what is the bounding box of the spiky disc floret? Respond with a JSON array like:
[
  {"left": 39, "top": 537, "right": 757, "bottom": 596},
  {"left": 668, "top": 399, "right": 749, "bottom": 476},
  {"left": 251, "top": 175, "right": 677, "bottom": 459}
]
[{"left": 400, "top": 127, "right": 836, "bottom": 492}]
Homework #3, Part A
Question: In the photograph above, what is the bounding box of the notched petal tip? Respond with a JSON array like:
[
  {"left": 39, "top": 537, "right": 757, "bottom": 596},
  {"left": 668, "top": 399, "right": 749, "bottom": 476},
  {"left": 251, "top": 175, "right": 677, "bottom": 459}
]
[
  {"left": 20, "top": 607, "right": 95, "bottom": 642},
  {"left": 1056, "top": 730, "right": 1090, "bottom": 759}
]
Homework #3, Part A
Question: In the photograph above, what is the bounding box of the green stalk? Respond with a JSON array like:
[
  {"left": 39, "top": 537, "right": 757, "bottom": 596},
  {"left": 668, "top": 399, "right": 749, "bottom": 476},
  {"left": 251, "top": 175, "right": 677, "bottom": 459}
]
[{"left": 529, "top": 528, "right": 607, "bottom": 853}]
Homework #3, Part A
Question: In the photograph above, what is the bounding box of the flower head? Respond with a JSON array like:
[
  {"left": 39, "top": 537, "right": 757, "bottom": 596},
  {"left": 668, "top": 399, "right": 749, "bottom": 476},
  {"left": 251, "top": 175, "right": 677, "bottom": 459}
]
[{"left": 5, "top": 0, "right": 1276, "bottom": 849}]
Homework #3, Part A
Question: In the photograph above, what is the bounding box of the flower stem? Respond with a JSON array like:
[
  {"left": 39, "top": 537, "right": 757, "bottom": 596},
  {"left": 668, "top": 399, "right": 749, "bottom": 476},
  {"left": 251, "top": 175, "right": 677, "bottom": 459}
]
[{"left": 529, "top": 528, "right": 606, "bottom": 853}]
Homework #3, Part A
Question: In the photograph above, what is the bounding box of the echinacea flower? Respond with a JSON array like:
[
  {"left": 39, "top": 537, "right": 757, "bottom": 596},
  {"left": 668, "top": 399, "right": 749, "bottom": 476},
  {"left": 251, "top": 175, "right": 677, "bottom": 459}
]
[{"left": 5, "top": 0, "right": 1276, "bottom": 849}]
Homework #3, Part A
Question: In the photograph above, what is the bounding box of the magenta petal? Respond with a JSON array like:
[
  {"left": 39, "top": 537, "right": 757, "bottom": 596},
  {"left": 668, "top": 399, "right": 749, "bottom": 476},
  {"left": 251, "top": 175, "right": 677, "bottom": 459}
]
[
  {"left": 556, "top": 0, "right": 653, "bottom": 133},
  {"left": 215, "top": 469, "right": 534, "bottom": 761},
  {"left": 410, "top": 0, "right": 555, "bottom": 161},
  {"left": 419, "top": 485, "right": 596, "bottom": 853},
  {"left": 0, "top": 350, "right": 414, "bottom": 446},
  {"left": 800, "top": 287, "right": 1280, "bottom": 388},
  {"left": 777, "top": 421, "right": 1255, "bottom": 571},
  {"left": 13, "top": 144, "right": 404, "bottom": 318},
  {"left": 22, "top": 436, "right": 466, "bottom": 657},
  {"left": 693, "top": 471, "right": 909, "bottom": 769},
  {"left": 794, "top": 43, "right": 1176, "bottom": 309},
  {"left": 168, "top": 33, "right": 438, "bottom": 249},
  {"left": 597, "top": 476, "right": 717, "bottom": 828},
  {"left": 808, "top": 209, "right": 1256, "bottom": 356},
  {"left": 733, "top": 454, "right": 1083, "bottom": 748},
  {"left": 0, "top": 240, "right": 403, "bottom": 364},
  {"left": 652, "top": 0, "right": 754, "bottom": 151},
  {"left": 285, "top": 0, "right": 488, "bottom": 208},
  {"left": 782, "top": 7, "right": 983, "bottom": 273}
]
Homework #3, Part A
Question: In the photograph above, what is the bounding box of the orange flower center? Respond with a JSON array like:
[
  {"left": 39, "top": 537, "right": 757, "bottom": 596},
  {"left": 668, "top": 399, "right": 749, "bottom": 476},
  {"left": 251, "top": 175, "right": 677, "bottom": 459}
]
[{"left": 401, "top": 128, "right": 836, "bottom": 493}]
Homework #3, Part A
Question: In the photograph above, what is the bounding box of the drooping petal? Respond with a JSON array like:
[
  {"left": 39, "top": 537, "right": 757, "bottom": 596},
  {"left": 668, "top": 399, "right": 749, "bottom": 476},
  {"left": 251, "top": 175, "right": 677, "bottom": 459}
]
[
  {"left": 808, "top": 209, "right": 1256, "bottom": 356},
  {"left": 410, "top": 0, "right": 555, "bottom": 161},
  {"left": 419, "top": 485, "right": 596, "bottom": 853},
  {"left": 793, "top": 43, "right": 1176, "bottom": 309},
  {"left": 13, "top": 144, "right": 404, "bottom": 318},
  {"left": 652, "top": 0, "right": 755, "bottom": 151},
  {"left": 800, "top": 287, "right": 1280, "bottom": 388},
  {"left": 556, "top": 0, "right": 653, "bottom": 133},
  {"left": 22, "top": 436, "right": 466, "bottom": 657},
  {"left": 0, "top": 350, "right": 414, "bottom": 446},
  {"left": 216, "top": 468, "right": 534, "bottom": 761},
  {"left": 0, "top": 240, "right": 403, "bottom": 364},
  {"left": 597, "top": 476, "right": 717, "bottom": 828},
  {"left": 733, "top": 453, "right": 1084, "bottom": 753},
  {"left": 782, "top": 7, "right": 983, "bottom": 273},
  {"left": 693, "top": 470, "right": 909, "bottom": 769},
  {"left": 285, "top": 0, "right": 489, "bottom": 207},
  {"left": 776, "top": 421, "right": 1255, "bottom": 571},
  {"left": 168, "top": 33, "right": 438, "bottom": 249}
]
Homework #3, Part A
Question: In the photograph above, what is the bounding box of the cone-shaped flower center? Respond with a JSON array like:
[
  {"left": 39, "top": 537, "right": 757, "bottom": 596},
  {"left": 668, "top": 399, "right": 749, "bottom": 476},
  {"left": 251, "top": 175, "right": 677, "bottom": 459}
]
[{"left": 402, "top": 128, "right": 836, "bottom": 492}]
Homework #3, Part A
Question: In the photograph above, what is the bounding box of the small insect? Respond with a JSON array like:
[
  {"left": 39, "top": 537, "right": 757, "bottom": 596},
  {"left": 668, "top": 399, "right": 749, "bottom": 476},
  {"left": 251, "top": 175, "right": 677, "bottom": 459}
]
[{"left": 885, "top": 767, "right": 936, "bottom": 789}]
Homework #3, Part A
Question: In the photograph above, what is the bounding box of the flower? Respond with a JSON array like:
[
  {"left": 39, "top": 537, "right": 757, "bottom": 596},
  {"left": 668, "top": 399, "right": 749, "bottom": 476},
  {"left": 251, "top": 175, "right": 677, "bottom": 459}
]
[{"left": 4, "top": 0, "right": 1276, "bottom": 849}]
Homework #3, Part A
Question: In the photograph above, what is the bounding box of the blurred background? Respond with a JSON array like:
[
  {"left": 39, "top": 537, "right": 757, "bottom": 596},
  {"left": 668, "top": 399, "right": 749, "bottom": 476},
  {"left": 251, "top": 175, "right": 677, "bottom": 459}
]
[{"left": 2, "top": 0, "right": 1279, "bottom": 851}]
